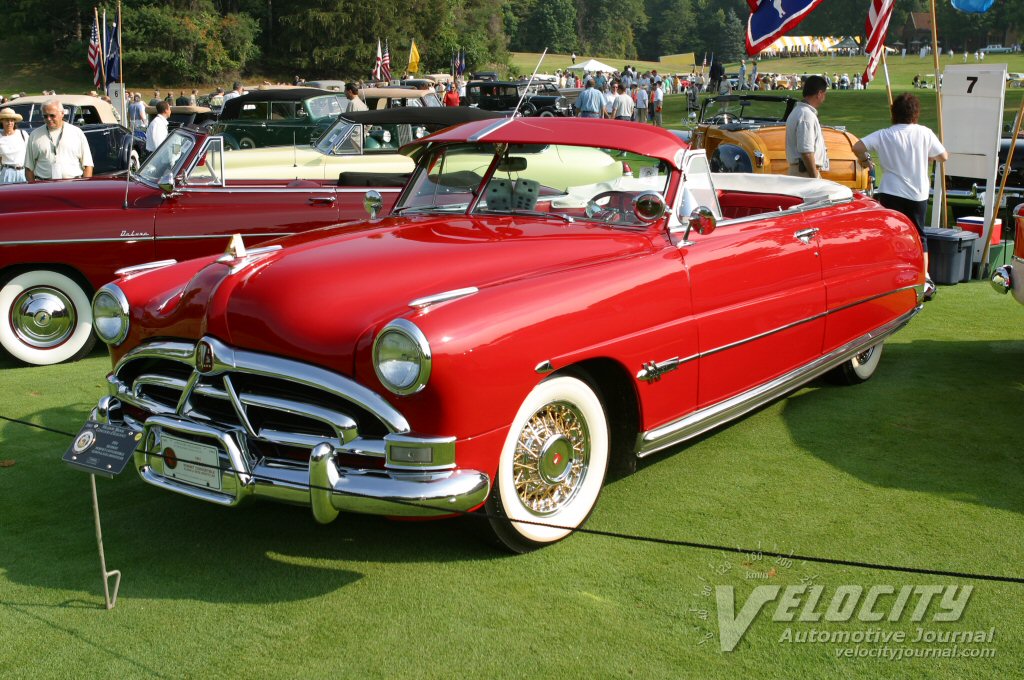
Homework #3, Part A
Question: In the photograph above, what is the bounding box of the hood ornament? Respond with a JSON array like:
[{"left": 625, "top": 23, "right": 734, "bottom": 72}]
[{"left": 224, "top": 233, "right": 247, "bottom": 260}]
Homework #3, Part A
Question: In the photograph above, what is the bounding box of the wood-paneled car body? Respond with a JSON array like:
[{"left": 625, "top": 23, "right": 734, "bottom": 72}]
[
  {"left": 84, "top": 118, "right": 924, "bottom": 552},
  {"left": 689, "top": 94, "right": 871, "bottom": 190},
  {"left": 0, "top": 127, "right": 408, "bottom": 366}
]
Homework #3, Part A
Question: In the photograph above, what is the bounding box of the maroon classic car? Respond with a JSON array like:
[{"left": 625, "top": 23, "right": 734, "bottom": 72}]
[
  {"left": 0, "top": 126, "right": 404, "bottom": 366},
  {"left": 83, "top": 118, "right": 924, "bottom": 552}
]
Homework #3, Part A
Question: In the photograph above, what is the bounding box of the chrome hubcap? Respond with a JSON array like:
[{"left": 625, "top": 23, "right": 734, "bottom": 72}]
[
  {"left": 853, "top": 346, "right": 874, "bottom": 366},
  {"left": 513, "top": 401, "right": 589, "bottom": 516},
  {"left": 11, "top": 286, "right": 76, "bottom": 348}
]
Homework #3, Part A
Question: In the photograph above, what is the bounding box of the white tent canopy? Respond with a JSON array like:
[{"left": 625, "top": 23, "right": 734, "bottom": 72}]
[{"left": 566, "top": 58, "right": 618, "bottom": 73}]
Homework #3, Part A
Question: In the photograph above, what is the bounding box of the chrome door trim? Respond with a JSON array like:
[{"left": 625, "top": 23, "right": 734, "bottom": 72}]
[{"left": 634, "top": 304, "right": 921, "bottom": 457}]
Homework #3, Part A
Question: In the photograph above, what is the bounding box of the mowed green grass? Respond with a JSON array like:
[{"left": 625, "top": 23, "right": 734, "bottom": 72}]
[{"left": 1, "top": 280, "right": 1022, "bottom": 678}]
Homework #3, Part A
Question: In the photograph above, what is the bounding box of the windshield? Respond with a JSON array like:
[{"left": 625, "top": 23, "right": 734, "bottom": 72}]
[
  {"left": 398, "top": 142, "right": 673, "bottom": 227},
  {"left": 306, "top": 95, "right": 345, "bottom": 119},
  {"left": 137, "top": 129, "right": 197, "bottom": 184},
  {"left": 315, "top": 120, "right": 361, "bottom": 155},
  {"left": 701, "top": 97, "right": 791, "bottom": 124}
]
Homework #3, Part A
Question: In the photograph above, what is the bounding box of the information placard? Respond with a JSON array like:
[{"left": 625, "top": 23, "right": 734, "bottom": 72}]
[{"left": 63, "top": 421, "right": 139, "bottom": 478}]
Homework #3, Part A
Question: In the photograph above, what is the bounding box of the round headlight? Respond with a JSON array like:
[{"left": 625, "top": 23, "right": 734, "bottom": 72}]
[
  {"left": 373, "top": 319, "right": 431, "bottom": 395},
  {"left": 92, "top": 284, "right": 129, "bottom": 345}
]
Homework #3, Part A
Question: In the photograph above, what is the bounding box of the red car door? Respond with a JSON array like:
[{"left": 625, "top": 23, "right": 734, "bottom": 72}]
[{"left": 680, "top": 158, "right": 825, "bottom": 408}]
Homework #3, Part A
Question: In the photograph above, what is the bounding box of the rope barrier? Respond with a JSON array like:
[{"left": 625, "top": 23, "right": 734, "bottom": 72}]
[{"left": 4, "top": 413, "right": 1022, "bottom": 585}]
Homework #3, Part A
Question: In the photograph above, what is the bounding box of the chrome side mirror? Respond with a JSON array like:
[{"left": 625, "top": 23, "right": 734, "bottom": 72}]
[
  {"left": 632, "top": 192, "right": 666, "bottom": 223},
  {"left": 158, "top": 172, "right": 177, "bottom": 195},
  {"left": 681, "top": 206, "right": 717, "bottom": 242},
  {"left": 991, "top": 265, "right": 1012, "bottom": 294},
  {"left": 364, "top": 189, "right": 383, "bottom": 218}
]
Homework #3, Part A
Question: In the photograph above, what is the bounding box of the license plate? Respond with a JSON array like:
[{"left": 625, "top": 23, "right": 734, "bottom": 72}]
[{"left": 160, "top": 433, "right": 222, "bottom": 491}]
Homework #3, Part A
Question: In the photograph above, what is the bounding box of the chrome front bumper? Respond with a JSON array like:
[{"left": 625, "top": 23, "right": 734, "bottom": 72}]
[
  {"left": 91, "top": 396, "right": 490, "bottom": 522},
  {"left": 991, "top": 259, "right": 1024, "bottom": 306}
]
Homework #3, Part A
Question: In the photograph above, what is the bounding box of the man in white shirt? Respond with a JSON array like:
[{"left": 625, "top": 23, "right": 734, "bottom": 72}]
[
  {"left": 785, "top": 75, "right": 829, "bottom": 178},
  {"left": 24, "top": 99, "right": 93, "bottom": 181},
  {"left": 146, "top": 101, "right": 171, "bottom": 152},
  {"left": 634, "top": 84, "right": 649, "bottom": 123},
  {"left": 222, "top": 81, "right": 246, "bottom": 104},
  {"left": 650, "top": 81, "right": 664, "bottom": 126},
  {"left": 611, "top": 83, "right": 635, "bottom": 121}
]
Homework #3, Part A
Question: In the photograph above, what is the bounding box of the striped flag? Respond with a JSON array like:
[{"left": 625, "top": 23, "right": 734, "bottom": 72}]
[
  {"left": 372, "top": 39, "right": 382, "bottom": 81},
  {"left": 381, "top": 41, "right": 392, "bottom": 82},
  {"left": 862, "top": 0, "right": 895, "bottom": 85},
  {"left": 87, "top": 14, "right": 103, "bottom": 89},
  {"left": 745, "top": 0, "right": 825, "bottom": 56}
]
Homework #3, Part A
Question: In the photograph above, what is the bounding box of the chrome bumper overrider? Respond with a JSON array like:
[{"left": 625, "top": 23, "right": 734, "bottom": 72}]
[
  {"left": 991, "top": 260, "right": 1024, "bottom": 305},
  {"left": 91, "top": 397, "right": 490, "bottom": 522}
]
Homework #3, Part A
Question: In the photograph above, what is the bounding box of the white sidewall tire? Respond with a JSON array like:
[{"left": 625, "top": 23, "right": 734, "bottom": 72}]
[
  {"left": 0, "top": 270, "right": 94, "bottom": 365},
  {"left": 494, "top": 375, "right": 609, "bottom": 546},
  {"left": 849, "top": 342, "right": 883, "bottom": 381},
  {"left": 239, "top": 137, "right": 257, "bottom": 149}
]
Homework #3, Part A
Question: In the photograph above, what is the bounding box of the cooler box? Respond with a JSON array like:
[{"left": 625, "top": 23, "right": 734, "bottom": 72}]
[
  {"left": 957, "top": 216, "right": 1001, "bottom": 246},
  {"left": 923, "top": 227, "right": 976, "bottom": 285}
]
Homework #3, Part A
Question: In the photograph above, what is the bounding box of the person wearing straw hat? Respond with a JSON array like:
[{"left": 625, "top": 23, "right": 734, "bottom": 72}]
[{"left": 0, "top": 108, "right": 29, "bottom": 184}]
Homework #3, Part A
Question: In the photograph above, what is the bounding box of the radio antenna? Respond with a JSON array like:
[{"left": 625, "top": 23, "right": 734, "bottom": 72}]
[{"left": 513, "top": 48, "right": 547, "bottom": 118}]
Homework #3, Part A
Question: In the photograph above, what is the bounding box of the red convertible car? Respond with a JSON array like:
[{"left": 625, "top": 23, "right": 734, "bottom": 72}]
[
  {"left": 82, "top": 118, "right": 924, "bottom": 552},
  {"left": 0, "top": 126, "right": 404, "bottom": 366}
]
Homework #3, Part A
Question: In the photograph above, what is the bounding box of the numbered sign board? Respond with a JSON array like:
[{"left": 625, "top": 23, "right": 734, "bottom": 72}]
[{"left": 937, "top": 64, "right": 1006, "bottom": 259}]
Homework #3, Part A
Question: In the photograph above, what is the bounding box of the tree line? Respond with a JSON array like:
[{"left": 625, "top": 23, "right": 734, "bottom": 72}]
[{"left": 7, "top": 0, "right": 1021, "bottom": 85}]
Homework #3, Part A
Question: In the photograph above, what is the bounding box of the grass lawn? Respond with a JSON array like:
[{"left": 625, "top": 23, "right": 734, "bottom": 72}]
[{"left": 1, "top": 279, "right": 1022, "bottom": 678}]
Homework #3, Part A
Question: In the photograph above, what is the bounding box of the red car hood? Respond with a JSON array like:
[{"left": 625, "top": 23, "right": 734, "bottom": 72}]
[
  {"left": 0, "top": 177, "right": 158, "bottom": 213},
  {"left": 189, "top": 214, "right": 656, "bottom": 373}
]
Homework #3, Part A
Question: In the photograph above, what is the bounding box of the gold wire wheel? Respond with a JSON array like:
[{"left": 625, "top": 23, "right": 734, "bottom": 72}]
[{"left": 512, "top": 401, "right": 591, "bottom": 516}]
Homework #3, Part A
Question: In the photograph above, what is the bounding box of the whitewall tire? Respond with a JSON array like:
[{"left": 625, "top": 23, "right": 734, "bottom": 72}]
[
  {"left": 828, "top": 342, "right": 884, "bottom": 385},
  {"left": 486, "top": 375, "right": 609, "bottom": 552},
  {"left": 0, "top": 270, "right": 95, "bottom": 365}
]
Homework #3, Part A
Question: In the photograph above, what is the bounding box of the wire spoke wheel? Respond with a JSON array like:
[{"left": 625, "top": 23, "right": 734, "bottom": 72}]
[{"left": 486, "top": 375, "right": 609, "bottom": 552}]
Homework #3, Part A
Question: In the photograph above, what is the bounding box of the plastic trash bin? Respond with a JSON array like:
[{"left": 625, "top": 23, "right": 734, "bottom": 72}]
[
  {"left": 957, "top": 230, "right": 980, "bottom": 281},
  {"left": 923, "top": 227, "right": 975, "bottom": 285}
]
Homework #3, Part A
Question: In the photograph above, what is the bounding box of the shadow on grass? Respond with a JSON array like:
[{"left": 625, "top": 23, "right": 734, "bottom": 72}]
[
  {"left": 0, "top": 401, "right": 505, "bottom": 608},
  {"left": 781, "top": 339, "right": 1024, "bottom": 515}
]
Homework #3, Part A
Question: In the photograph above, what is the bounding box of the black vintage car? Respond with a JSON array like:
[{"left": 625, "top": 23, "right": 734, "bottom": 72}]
[
  {"left": 212, "top": 87, "right": 345, "bottom": 149},
  {"left": 463, "top": 80, "right": 573, "bottom": 117},
  {"left": 146, "top": 105, "right": 218, "bottom": 132}
]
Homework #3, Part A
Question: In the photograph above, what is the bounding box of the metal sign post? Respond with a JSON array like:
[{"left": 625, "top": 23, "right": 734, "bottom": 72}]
[
  {"left": 64, "top": 419, "right": 138, "bottom": 610},
  {"left": 90, "top": 474, "right": 121, "bottom": 609}
]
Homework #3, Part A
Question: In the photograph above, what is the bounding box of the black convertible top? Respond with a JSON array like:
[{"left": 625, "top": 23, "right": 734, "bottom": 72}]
[
  {"left": 338, "top": 107, "right": 503, "bottom": 126},
  {"left": 220, "top": 88, "right": 338, "bottom": 118}
]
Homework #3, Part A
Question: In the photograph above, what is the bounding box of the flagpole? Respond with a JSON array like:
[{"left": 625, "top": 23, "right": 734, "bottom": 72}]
[
  {"left": 881, "top": 47, "right": 893, "bottom": 107},
  {"left": 117, "top": 1, "right": 125, "bottom": 123},
  {"left": 930, "top": 0, "right": 948, "bottom": 227},
  {"left": 97, "top": 7, "right": 107, "bottom": 90}
]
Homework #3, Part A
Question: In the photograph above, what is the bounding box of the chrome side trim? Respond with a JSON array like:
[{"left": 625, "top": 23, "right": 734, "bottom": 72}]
[
  {"left": 179, "top": 187, "right": 402, "bottom": 195},
  {"left": 0, "top": 236, "right": 155, "bottom": 246},
  {"left": 409, "top": 287, "right": 479, "bottom": 309},
  {"left": 716, "top": 196, "right": 855, "bottom": 228},
  {"left": 635, "top": 305, "right": 921, "bottom": 457},
  {"left": 154, "top": 233, "right": 293, "bottom": 242},
  {"left": 635, "top": 285, "right": 920, "bottom": 380},
  {"left": 115, "top": 259, "right": 178, "bottom": 277}
]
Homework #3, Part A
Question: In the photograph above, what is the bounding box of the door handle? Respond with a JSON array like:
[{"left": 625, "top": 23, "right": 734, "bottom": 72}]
[
  {"left": 794, "top": 228, "right": 819, "bottom": 244},
  {"left": 308, "top": 196, "right": 336, "bottom": 205}
]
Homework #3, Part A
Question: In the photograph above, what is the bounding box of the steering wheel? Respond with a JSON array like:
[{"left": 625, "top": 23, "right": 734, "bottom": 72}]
[
  {"left": 587, "top": 191, "right": 635, "bottom": 222},
  {"left": 706, "top": 113, "right": 736, "bottom": 125}
]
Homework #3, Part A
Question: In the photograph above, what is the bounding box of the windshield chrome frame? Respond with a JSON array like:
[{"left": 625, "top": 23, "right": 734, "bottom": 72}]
[{"left": 135, "top": 128, "right": 201, "bottom": 190}]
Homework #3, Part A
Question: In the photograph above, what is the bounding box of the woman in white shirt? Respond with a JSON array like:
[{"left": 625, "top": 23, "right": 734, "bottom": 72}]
[{"left": 0, "top": 108, "right": 28, "bottom": 184}]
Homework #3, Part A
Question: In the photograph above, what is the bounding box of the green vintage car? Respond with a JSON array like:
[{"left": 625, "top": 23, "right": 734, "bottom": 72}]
[{"left": 213, "top": 87, "right": 347, "bottom": 149}]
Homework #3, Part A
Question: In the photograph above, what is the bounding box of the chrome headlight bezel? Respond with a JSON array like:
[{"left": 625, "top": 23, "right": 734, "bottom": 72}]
[
  {"left": 92, "top": 283, "right": 130, "bottom": 346},
  {"left": 372, "top": 318, "right": 431, "bottom": 395}
]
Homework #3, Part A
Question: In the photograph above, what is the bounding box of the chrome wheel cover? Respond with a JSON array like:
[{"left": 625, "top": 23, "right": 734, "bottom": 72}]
[
  {"left": 853, "top": 346, "right": 874, "bottom": 366},
  {"left": 10, "top": 286, "right": 76, "bottom": 349},
  {"left": 512, "top": 401, "right": 590, "bottom": 516}
]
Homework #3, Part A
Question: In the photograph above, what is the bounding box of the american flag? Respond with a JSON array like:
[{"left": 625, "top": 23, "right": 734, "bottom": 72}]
[
  {"left": 87, "top": 14, "right": 103, "bottom": 89},
  {"left": 381, "top": 41, "right": 392, "bottom": 82},
  {"left": 863, "top": 0, "right": 895, "bottom": 85}
]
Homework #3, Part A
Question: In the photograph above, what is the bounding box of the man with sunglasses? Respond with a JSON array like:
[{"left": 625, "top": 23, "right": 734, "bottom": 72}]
[{"left": 24, "top": 99, "right": 93, "bottom": 181}]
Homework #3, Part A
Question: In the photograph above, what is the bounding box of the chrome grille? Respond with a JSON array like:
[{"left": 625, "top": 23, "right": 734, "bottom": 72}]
[{"left": 109, "top": 338, "right": 410, "bottom": 461}]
